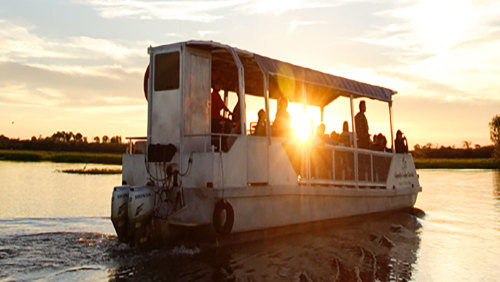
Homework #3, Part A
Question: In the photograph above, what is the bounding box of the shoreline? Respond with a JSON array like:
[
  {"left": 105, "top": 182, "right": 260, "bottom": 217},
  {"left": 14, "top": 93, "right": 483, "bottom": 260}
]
[
  {"left": 1, "top": 149, "right": 499, "bottom": 169},
  {"left": 0, "top": 149, "right": 121, "bottom": 165},
  {"left": 413, "top": 158, "right": 500, "bottom": 169}
]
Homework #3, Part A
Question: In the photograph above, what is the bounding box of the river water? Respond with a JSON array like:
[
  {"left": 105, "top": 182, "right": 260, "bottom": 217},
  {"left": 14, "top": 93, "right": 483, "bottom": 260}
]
[{"left": 0, "top": 161, "right": 499, "bottom": 281}]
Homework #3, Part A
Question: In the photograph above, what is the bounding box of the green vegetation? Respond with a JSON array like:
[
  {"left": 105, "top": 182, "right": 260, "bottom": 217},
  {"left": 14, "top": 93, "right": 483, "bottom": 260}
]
[
  {"left": 414, "top": 158, "right": 500, "bottom": 169},
  {"left": 0, "top": 131, "right": 127, "bottom": 154},
  {"left": 0, "top": 150, "right": 122, "bottom": 165},
  {"left": 0, "top": 131, "right": 126, "bottom": 164},
  {"left": 59, "top": 168, "right": 122, "bottom": 174}
]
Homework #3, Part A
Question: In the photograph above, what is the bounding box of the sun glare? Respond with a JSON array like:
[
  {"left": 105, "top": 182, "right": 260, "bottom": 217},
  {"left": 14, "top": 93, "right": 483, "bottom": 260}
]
[
  {"left": 293, "top": 118, "right": 312, "bottom": 141},
  {"left": 289, "top": 105, "right": 316, "bottom": 142}
]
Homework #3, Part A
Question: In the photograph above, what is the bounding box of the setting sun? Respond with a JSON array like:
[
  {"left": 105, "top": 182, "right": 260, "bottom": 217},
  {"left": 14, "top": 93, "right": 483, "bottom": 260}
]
[
  {"left": 292, "top": 117, "right": 312, "bottom": 141},
  {"left": 288, "top": 104, "right": 317, "bottom": 142}
]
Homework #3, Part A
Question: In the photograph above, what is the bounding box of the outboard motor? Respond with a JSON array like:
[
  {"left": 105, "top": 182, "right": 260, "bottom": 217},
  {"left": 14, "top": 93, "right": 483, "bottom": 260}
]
[
  {"left": 111, "top": 185, "right": 130, "bottom": 242},
  {"left": 128, "top": 185, "right": 154, "bottom": 246}
]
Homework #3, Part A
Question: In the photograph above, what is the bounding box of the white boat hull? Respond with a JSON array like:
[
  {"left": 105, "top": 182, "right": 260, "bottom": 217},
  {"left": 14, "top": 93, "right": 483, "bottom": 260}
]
[{"left": 164, "top": 184, "right": 419, "bottom": 233}]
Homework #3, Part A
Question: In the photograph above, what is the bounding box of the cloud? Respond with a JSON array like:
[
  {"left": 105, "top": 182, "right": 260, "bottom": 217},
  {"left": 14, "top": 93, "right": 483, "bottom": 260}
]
[
  {"left": 239, "top": 0, "right": 335, "bottom": 15},
  {"left": 81, "top": 0, "right": 338, "bottom": 21},
  {"left": 346, "top": 0, "right": 500, "bottom": 103},
  {"left": 288, "top": 20, "right": 326, "bottom": 33},
  {"left": 0, "top": 61, "right": 145, "bottom": 108},
  {"left": 0, "top": 20, "right": 144, "bottom": 66},
  {"left": 364, "top": 0, "right": 500, "bottom": 53},
  {"left": 67, "top": 36, "right": 138, "bottom": 60},
  {"left": 80, "top": 0, "right": 241, "bottom": 22},
  {"left": 0, "top": 20, "right": 72, "bottom": 60},
  {"left": 197, "top": 30, "right": 218, "bottom": 38}
]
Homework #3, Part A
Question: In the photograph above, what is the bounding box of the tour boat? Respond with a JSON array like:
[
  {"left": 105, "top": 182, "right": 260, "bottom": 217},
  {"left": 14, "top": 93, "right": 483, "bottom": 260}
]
[{"left": 111, "top": 40, "right": 422, "bottom": 246}]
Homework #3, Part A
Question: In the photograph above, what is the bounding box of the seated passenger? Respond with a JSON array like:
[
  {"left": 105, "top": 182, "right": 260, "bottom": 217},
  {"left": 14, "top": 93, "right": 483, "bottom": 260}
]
[
  {"left": 339, "top": 121, "right": 352, "bottom": 147},
  {"left": 272, "top": 97, "right": 291, "bottom": 137},
  {"left": 330, "top": 131, "right": 340, "bottom": 145},
  {"left": 315, "top": 123, "right": 329, "bottom": 143},
  {"left": 395, "top": 130, "right": 408, "bottom": 153},
  {"left": 372, "top": 133, "right": 388, "bottom": 152},
  {"left": 254, "top": 109, "right": 267, "bottom": 136}
]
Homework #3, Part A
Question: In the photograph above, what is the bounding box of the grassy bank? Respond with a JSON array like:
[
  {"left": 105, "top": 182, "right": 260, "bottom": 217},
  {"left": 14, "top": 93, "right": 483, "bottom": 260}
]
[
  {"left": 0, "top": 149, "right": 122, "bottom": 165},
  {"left": 414, "top": 158, "right": 500, "bottom": 169},
  {"left": 2, "top": 149, "right": 499, "bottom": 169}
]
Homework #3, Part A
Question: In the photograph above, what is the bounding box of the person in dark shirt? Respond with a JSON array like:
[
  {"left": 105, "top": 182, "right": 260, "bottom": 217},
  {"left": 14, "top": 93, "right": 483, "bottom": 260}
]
[
  {"left": 354, "top": 100, "right": 370, "bottom": 149},
  {"left": 211, "top": 85, "right": 231, "bottom": 133},
  {"left": 272, "top": 97, "right": 291, "bottom": 137},
  {"left": 254, "top": 109, "right": 267, "bottom": 136},
  {"left": 395, "top": 130, "right": 408, "bottom": 153},
  {"left": 231, "top": 98, "right": 241, "bottom": 134}
]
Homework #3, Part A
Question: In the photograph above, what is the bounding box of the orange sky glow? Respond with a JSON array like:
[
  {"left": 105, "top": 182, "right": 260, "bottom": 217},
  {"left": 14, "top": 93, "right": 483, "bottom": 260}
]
[{"left": 1, "top": 0, "right": 500, "bottom": 148}]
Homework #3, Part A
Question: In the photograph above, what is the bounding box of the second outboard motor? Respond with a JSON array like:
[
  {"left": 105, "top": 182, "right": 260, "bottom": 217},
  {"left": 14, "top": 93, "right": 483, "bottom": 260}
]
[
  {"left": 128, "top": 185, "right": 154, "bottom": 246},
  {"left": 111, "top": 185, "right": 130, "bottom": 242}
]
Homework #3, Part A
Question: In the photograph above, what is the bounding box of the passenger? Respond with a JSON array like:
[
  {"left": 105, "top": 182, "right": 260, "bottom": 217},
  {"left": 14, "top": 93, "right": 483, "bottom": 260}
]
[
  {"left": 338, "top": 121, "right": 353, "bottom": 180},
  {"left": 395, "top": 130, "right": 408, "bottom": 153},
  {"left": 315, "top": 123, "right": 328, "bottom": 143},
  {"left": 330, "top": 131, "right": 340, "bottom": 145},
  {"left": 254, "top": 109, "right": 267, "bottom": 136},
  {"left": 312, "top": 123, "right": 332, "bottom": 179},
  {"left": 211, "top": 84, "right": 232, "bottom": 133},
  {"left": 354, "top": 100, "right": 370, "bottom": 149},
  {"left": 339, "top": 121, "right": 352, "bottom": 146},
  {"left": 372, "top": 133, "right": 388, "bottom": 152},
  {"left": 232, "top": 99, "right": 241, "bottom": 134},
  {"left": 272, "top": 97, "right": 291, "bottom": 137}
]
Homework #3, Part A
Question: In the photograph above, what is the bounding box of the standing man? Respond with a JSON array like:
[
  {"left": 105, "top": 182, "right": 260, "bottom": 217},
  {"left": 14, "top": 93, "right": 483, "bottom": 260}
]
[{"left": 354, "top": 100, "right": 370, "bottom": 149}]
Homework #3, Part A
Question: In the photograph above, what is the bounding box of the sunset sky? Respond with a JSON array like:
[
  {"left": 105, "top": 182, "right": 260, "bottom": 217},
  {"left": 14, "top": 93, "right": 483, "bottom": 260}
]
[{"left": 1, "top": 0, "right": 499, "bottom": 147}]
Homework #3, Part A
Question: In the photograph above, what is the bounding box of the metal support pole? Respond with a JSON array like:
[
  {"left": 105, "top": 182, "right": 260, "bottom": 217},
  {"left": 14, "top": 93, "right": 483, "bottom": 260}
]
[
  {"left": 223, "top": 90, "right": 229, "bottom": 119},
  {"left": 389, "top": 101, "right": 395, "bottom": 153},
  {"left": 264, "top": 74, "right": 271, "bottom": 144},
  {"left": 229, "top": 48, "right": 246, "bottom": 135},
  {"left": 350, "top": 95, "right": 359, "bottom": 188},
  {"left": 303, "top": 83, "right": 310, "bottom": 183},
  {"left": 147, "top": 47, "right": 154, "bottom": 145}
]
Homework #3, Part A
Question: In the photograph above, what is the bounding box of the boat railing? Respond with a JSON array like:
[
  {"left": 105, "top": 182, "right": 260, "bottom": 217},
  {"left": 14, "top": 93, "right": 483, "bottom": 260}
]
[
  {"left": 125, "top": 136, "right": 147, "bottom": 154},
  {"left": 184, "top": 133, "right": 242, "bottom": 153},
  {"left": 288, "top": 141, "right": 394, "bottom": 188}
]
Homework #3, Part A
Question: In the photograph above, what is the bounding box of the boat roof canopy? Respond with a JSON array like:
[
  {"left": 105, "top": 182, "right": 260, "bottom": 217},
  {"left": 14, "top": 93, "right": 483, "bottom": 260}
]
[{"left": 158, "top": 40, "right": 396, "bottom": 107}]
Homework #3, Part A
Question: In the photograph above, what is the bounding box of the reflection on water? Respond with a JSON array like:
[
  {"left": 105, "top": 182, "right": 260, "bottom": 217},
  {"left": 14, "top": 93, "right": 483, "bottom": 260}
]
[
  {"left": 494, "top": 170, "right": 500, "bottom": 199},
  {"left": 0, "top": 212, "right": 422, "bottom": 281},
  {"left": 109, "top": 211, "right": 422, "bottom": 281},
  {"left": 0, "top": 161, "right": 120, "bottom": 218},
  {"left": 1, "top": 161, "right": 500, "bottom": 281},
  {"left": 413, "top": 169, "right": 500, "bottom": 281}
]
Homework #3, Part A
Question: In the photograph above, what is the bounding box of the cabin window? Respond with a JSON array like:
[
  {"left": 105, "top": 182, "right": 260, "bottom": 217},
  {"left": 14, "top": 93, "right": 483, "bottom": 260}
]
[{"left": 154, "top": 52, "right": 180, "bottom": 91}]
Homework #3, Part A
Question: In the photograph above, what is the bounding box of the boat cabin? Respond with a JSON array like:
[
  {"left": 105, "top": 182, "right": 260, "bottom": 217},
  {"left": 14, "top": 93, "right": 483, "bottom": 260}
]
[{"left": 125, "top": 40, "right": 403, "bottom": 190}]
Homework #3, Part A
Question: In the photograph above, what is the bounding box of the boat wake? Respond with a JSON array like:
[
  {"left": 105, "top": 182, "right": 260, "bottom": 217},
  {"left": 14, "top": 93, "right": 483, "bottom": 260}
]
[{"left": 0, "top": 210, "right": 423, "bottom": 281}]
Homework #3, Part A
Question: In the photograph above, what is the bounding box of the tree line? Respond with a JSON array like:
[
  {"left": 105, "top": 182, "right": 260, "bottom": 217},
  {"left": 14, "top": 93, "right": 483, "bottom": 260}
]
[
  {"left": 411, "top": 144, "right": 494, "bottom": 159},
  {"left": 413, "top": 114, "right": 499, "bottom": 159},
  {"left": 1, "top": 114, "right": 500, "bottom": 158},
  {"left": 0, "top": 131, "right": 127, "bottom": 154}
]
